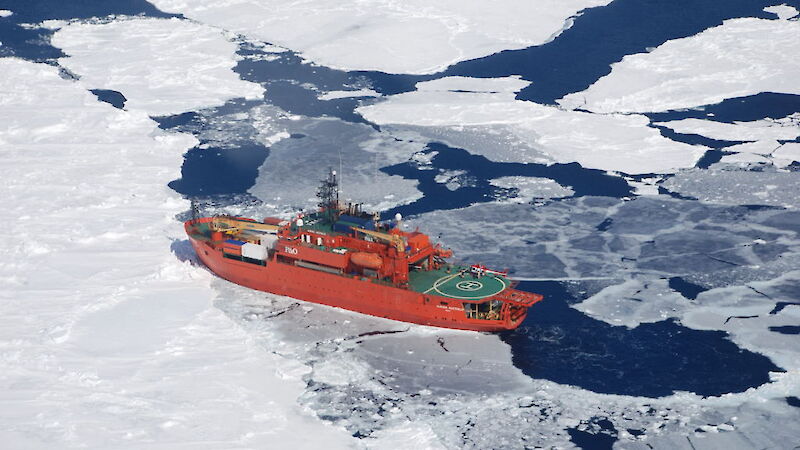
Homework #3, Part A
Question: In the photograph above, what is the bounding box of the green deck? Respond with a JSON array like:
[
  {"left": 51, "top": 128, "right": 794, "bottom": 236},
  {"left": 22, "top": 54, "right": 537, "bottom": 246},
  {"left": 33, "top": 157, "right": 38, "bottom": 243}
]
[
  {"left": 188, "top": 221, "right": 213, "bottom": 240},
  {"left": 407, "top": 266, "right": 509, "bottom": 301}
]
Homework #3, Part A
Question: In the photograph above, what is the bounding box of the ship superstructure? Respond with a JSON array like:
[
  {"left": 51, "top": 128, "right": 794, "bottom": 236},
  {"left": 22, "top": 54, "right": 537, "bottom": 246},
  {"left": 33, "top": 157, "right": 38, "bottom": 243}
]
[{"left": 185, "top": 170, "right": 542, "bottom": 331}]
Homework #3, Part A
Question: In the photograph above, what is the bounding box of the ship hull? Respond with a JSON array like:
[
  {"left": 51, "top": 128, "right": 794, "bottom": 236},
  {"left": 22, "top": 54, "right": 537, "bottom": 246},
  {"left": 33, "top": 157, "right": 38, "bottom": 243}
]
[{"left": 188, "top": 236, "right": 526, "bottom": 332}]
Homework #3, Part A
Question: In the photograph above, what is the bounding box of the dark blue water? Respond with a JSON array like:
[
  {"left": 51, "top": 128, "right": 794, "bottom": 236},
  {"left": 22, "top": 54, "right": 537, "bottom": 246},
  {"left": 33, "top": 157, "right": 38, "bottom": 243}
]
[
  {"left": 90, "top": 89, "right": 126, "bottom": 109},
  {"left": 442, "top": 0, "right": 799, "bottom": 105},
  {"left": 568, "top": 417, "right": 618, "bottom": 450},
  {"left": 167, "top": 143, "right": 269, "bottom": 196},
  {"left": 153, "top": 99, "right": 272, "bottom": 197},
  {"left": 769, "top": 326, "right": 800, "bottom": 335},
  {"left": 645, "top": 92, "right": 800, "bottom": 124},
  {"left": 234, "top": 42, "right": 422, "bottom": 125},
  {"left": 501, "top": 281, "right": 781, "bottom": 397},
  {"left": 383, "top": 142, "right": 633, "bottom": 217},
  {"left": 668, "top": 277, "right": 708, "bottom": 300}
]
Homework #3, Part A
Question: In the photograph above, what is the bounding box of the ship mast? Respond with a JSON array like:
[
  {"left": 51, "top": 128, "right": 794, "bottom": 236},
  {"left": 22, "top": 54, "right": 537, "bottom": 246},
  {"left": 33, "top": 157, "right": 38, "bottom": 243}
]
[{"left": 317, "top": 168, "right": 340, "bottom": 222}]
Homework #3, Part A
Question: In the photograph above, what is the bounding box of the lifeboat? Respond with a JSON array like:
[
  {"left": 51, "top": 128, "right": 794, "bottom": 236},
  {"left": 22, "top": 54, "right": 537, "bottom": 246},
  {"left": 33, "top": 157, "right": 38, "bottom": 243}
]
[{"left": 350, "top": 252, "right": 382, "bottom": 269}]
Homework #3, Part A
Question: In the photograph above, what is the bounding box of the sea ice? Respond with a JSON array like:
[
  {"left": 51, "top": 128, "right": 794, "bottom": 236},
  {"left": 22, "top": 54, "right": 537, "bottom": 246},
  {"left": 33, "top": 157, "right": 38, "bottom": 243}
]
[
  {"left": 0, "top": 9, "right": 12, "bottom": 18},
  {"left": 248, "top": 117, "right": 424, "bottom": 211},
  {"left": 559, "top": 18, "right": 800, "bottom": 113},
  {"left": 0, "top": 58, "right": 355, "bottom": 448},
  {"left": 490, "top": 176, "right": 575, "bottom": 203},
  {"left": 719, "top": 152, "right": 771, "bottom": 165},
  {"left": 655, "top": 116, "right": 800, "bottom": 143},
  {"left": 51, "top": 17, "right": 264, "bottom": 116},
  {"left": 764, "top": 4, "right": 799, "bottom": 19},
  {"left": 318, "top": 88, "right": 381, "bottom": 101},
  {"left": 357, "top": 77, "right": 705, "bottom": 174},
  {"left": 772, "top": 142, "right": 800, "bottom": 166},
  {"left": 662, "top": 168, "right": 800, "bottom": 208},
  {"left": 217, "top": 275, "right": 800, "bottom": 449},
  {"left": 148, "top": 0, "right": 612, "bottom": 74}
]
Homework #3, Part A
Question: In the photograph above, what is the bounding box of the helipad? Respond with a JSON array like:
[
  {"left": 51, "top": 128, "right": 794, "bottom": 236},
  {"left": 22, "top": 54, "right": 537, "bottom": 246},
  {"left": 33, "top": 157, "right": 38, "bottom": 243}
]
[{"left": 410, "top": 268, "right": 509, "bottom": 300}]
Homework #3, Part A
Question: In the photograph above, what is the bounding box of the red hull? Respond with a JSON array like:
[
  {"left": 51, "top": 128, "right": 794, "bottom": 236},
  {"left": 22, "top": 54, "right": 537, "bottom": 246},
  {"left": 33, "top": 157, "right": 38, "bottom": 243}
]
[{"left": 188, "top": 236, "right": 528, "bottom": 332}]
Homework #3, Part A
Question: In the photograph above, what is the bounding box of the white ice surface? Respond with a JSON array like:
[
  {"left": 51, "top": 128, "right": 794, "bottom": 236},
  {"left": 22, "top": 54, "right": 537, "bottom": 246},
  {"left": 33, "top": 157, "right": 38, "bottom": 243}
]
[
  {"left": 415, "top": 75, "right": 531, "bottom": 93},
  {"left": 722, "top": 140, "right": 784, "bottom": 156},
  {"left": 662, "top": 168, "right": 800, "bottom": 208},
  {"left": 148, "top": 0, "right": 611, "bottom": 74},
  {"left": 0, "top": 58, "right": 355, "bottom": 448},
  {"left": 51, "top": 17, "right": 264, "bottom": 116},
  {"left": 0, "top": 9, "right": 12, "bottom": 18},
  {"left": 772, "top": 142, "right": 800, "bottom": 165},
  {"left": 655, "top": 116, "right": 800, "bottom": 143},
  {"left": 318, "top": 89, "right": 381, "bottom": 100},
  {"left": 560, "top": 18, "right": 800, "bottom": 113},
  {"left": 719, "top": 152, "right": 771, "bottom": 165},
  {"left": 357, "top": 77, "right": 705, "bottom": 174},
  {"left": 764, "top": 4, "right": 799, "bottom": 19},
  {"left": 490, "top": 176, "right": 575, "bottom": 203}
]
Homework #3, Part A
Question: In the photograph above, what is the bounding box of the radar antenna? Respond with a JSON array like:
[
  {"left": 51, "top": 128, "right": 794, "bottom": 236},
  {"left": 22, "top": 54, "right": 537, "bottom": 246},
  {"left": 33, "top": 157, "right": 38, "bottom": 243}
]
[{"left": 317, "top": 168, "right": 340, "bottom": 222}]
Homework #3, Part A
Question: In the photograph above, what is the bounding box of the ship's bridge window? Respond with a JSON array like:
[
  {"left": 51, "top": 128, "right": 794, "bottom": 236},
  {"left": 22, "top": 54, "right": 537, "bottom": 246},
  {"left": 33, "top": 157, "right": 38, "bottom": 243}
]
[{"left": 464, "top": 300, "right": 503, "bottom": 320}]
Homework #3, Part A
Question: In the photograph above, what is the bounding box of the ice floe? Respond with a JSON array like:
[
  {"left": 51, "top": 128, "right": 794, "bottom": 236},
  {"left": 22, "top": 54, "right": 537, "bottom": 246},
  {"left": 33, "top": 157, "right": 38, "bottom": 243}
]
[
  {"left": 0, "top": 9, "right": 12, "bottom": 18},
  {"left": 772, "top": 142, "right": 800, "bottom": 165},
  {"left": 560, "top": 18, "right": 800, "bottom": 113},
  {"left": 0, "top": 58, "right": 355, "bottom": 448},
  {"left": 656, "top": 115, "right": 800, "bottom": 143},
  {"left": 490, "top": 176, "right": 575, "bottom": 203},
  {"left": 148, "top": 0, "right": 611, "bottom": 74},
  {"left": 662, "top": 168, "right": 800, "bottom": 208},
  {"left": 764, "top": 4, "right": 799, "bottom": 19},
  {"left": 51, "top": 17, "right": 264, "bottom": 116},
  {"left": 318, "top": 88, "right": 381, "bottom": 101},
  {"left": 357, "top": 77, "right": 706, "bottom": 174}
]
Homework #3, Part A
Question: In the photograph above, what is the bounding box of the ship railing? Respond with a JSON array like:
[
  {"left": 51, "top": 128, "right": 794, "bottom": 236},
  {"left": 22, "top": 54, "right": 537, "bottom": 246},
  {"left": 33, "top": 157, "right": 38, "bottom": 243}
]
[{"left": 490, "top": 288, "right": 543, "bottom": 308}]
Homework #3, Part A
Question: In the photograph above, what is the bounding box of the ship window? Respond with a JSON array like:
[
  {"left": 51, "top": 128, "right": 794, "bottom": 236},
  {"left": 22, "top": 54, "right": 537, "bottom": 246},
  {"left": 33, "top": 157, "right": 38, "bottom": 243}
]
[
  {"left": 440, "top": 301, "right": 448, "bottom": 306},
  {"left": 464, "top": 300, "right": 503, "bottom": 320}
]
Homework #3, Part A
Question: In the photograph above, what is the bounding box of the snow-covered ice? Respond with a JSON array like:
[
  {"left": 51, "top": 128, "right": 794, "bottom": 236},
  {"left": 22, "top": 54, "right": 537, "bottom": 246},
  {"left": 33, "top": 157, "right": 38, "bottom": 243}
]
[
  {"left": 148, "top": 0, "right": 612, "bottom": 74},
  {"left": 357, "top": 77, "right": 706, "bottom": 174},
  {"left": 51, "top": 17, "right": 264, "bottom": 116},
  {"left": 656, "top": 114, "right": 800, "bottom": 165},
  {"left": 0, "top": 9, "right": 12, "bottom": 18},
  {"left": 656, "top": 115, "right": 800, "bottom": 143},
  {"left": 772, "top": 142, "right": 800, "bottom": 165},
  {"left": 560, "top": 18, "right": 800, "bottom": 113},
  {"left": 764, "top": 4, "right": 799, "bottom": 19},
  {"left": 0, "top": 58, "right": 356, "bottom": 448},
  {"left": 318, "top": 89, "right": 381, "bottom": 101},
  {"left": 415, "top": 75, "right": 531, "bottom": 93}
]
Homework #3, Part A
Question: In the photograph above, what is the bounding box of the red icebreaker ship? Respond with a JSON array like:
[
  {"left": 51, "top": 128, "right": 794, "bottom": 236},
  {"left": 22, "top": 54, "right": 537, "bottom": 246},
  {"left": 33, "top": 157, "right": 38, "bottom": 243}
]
[{"left": 185, "top": 170, "right": 542, "bottom": 331}]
